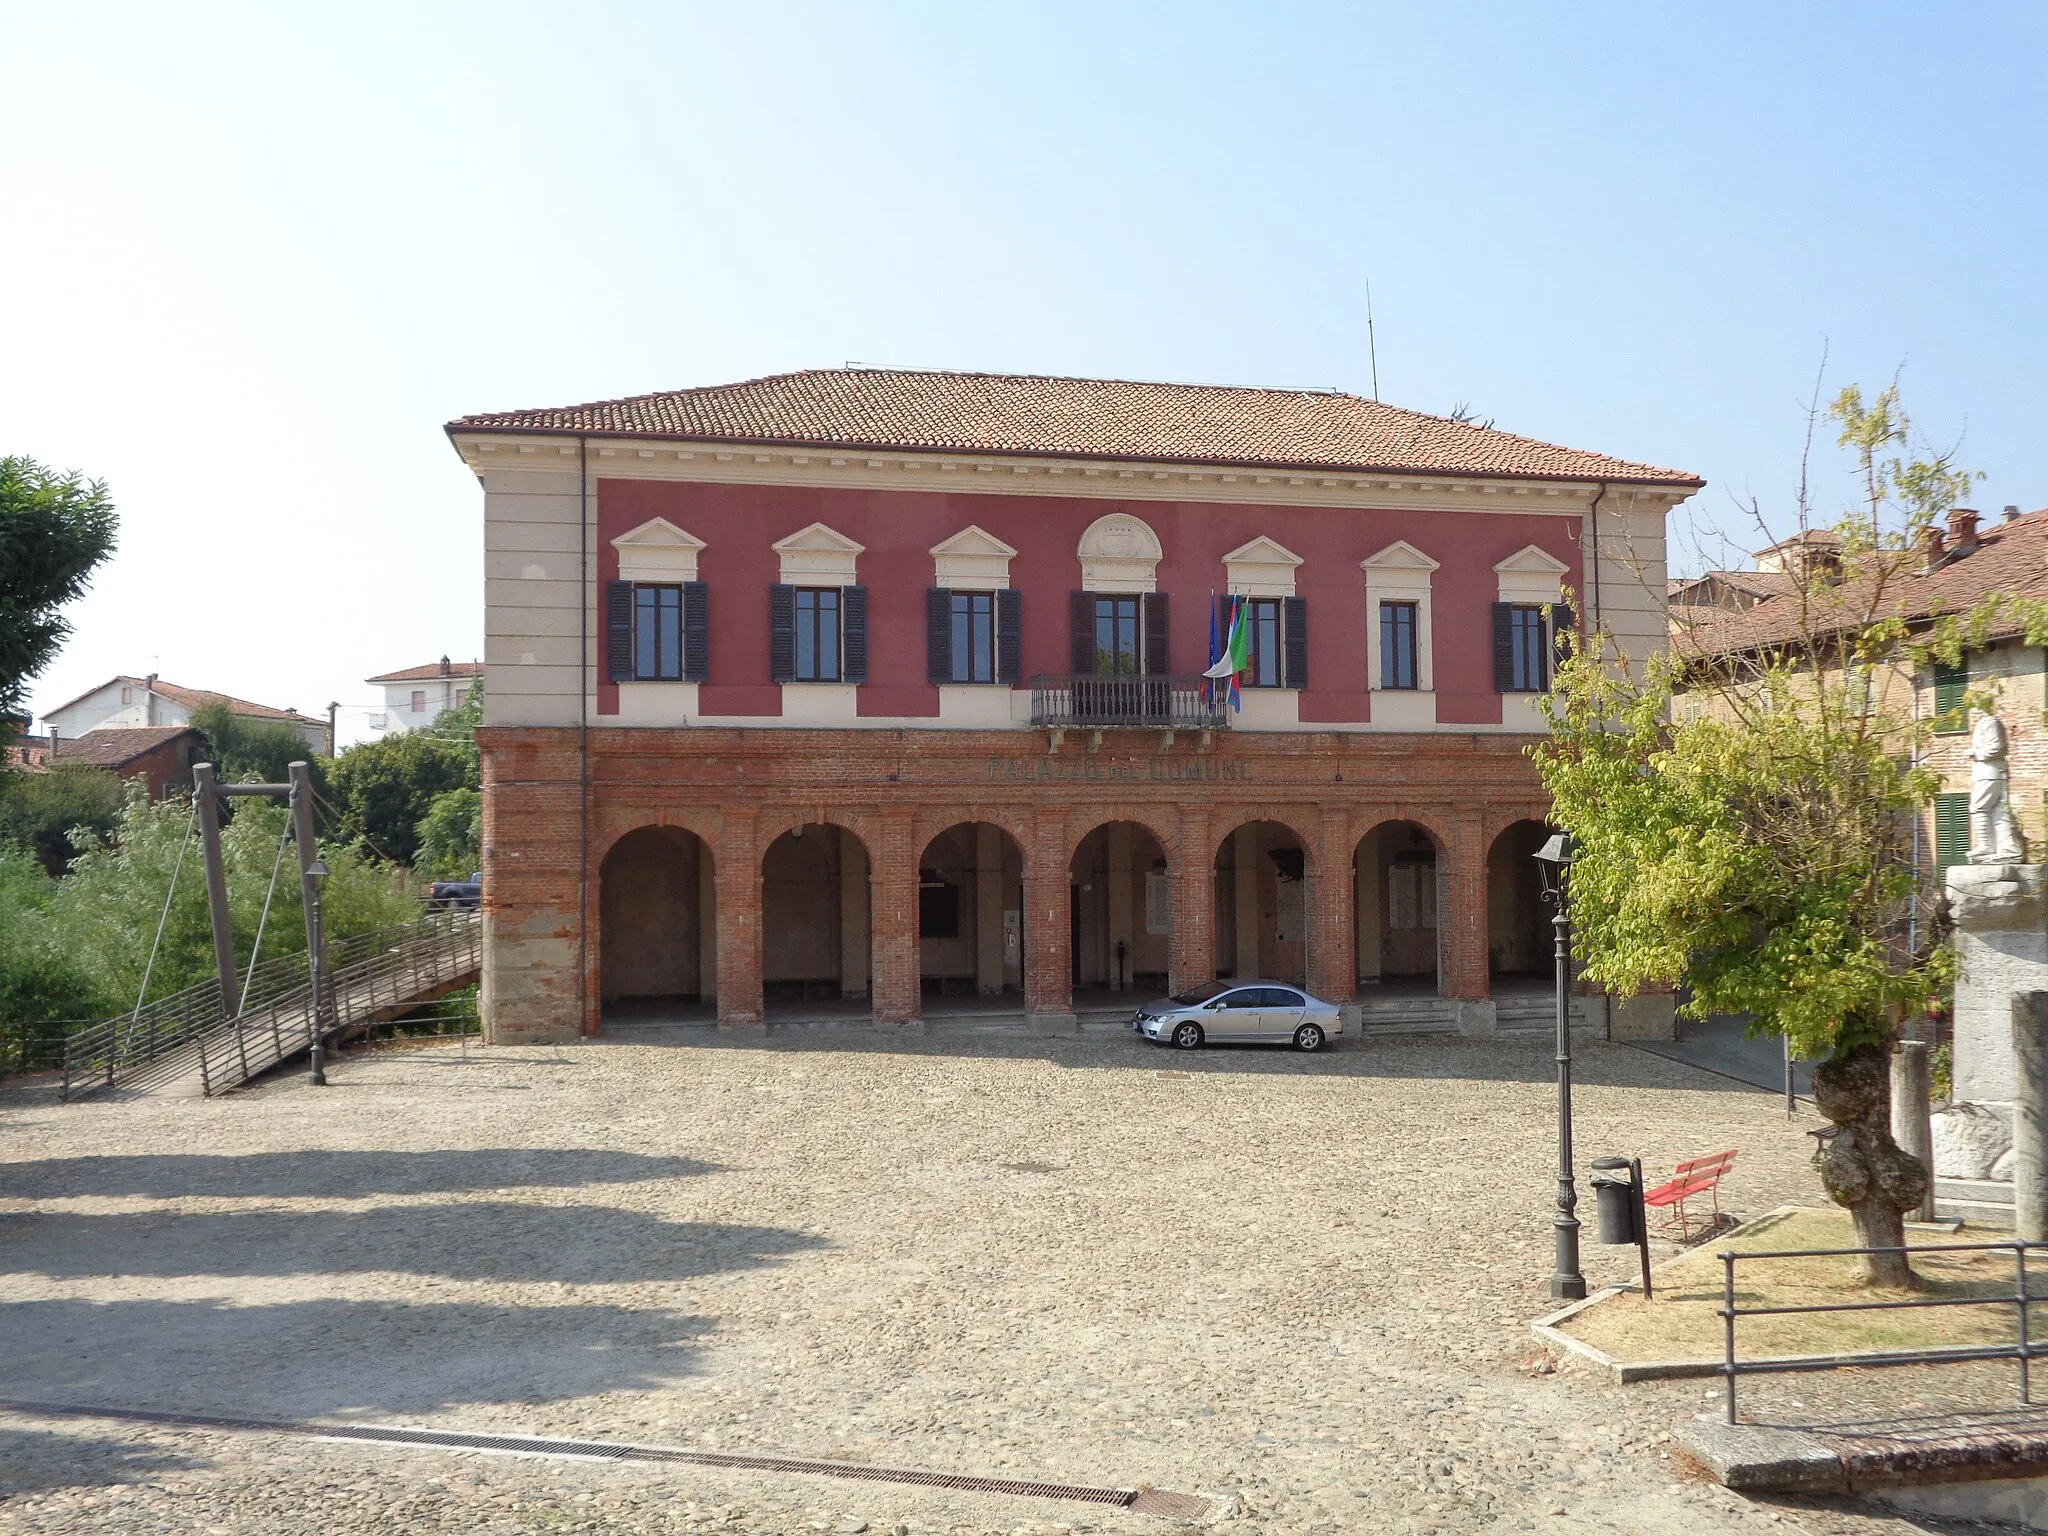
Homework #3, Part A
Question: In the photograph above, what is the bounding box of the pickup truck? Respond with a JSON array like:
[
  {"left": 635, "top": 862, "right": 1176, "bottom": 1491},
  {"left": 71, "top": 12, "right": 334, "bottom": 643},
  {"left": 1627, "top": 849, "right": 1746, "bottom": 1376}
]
[{"left": 427, "top": 872, "right": 482, "bottom": 910}]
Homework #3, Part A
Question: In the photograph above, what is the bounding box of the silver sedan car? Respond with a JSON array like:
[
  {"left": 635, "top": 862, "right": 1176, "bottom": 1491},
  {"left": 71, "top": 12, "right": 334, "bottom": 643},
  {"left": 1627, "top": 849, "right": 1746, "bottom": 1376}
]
[{"left": 1132, "top": 980, "right": 1344, "bottom": 1052}]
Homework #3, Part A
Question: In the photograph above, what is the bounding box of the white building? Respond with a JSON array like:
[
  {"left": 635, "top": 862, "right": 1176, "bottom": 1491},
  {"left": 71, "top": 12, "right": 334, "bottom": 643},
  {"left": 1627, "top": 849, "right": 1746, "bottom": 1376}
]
[
  {"left": 38, "top": 675, "right": 328, "bottom": 752},
  {"left": 366, "top": 657, "right": 481, "bottom": 734}
]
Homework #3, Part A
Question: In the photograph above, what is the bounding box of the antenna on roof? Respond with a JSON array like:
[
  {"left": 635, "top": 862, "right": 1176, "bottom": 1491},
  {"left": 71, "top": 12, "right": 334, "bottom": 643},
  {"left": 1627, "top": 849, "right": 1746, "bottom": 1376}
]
[{"left": 1365, "top": 279, "right": 1381, "bottom": 402}]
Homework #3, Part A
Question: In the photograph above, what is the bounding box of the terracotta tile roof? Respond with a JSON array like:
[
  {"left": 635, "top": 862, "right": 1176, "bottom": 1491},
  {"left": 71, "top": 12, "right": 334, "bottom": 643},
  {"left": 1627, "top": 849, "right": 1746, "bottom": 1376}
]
[
  {"left": 52, "top": 726, "right": 202, "bottom": 768},
  {"left": 448, "top": 368, "right": 1702, "bottom": 488},
  {"left": 1680, "top": 509, "right": 2048, "bottom": 656},
  {"left": 40, "top": 675, "right": 325, "bottom": 728},
  {"left": 366, "top": 659, "right": 483, "bottom": 684}
]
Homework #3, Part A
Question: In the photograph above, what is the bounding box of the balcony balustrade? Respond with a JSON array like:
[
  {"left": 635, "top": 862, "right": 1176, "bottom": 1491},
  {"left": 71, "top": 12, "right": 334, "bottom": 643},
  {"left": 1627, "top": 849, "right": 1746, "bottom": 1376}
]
[{"left": 1029, "top": 674, "right": 1231, "bottom": 730}]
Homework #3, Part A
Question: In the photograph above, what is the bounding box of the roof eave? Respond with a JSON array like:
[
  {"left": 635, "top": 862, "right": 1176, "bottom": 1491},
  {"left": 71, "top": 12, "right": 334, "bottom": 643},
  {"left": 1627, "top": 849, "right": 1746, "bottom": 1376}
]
[{"left": 443, "top": 423, "right": 1704, "bottom": 491}]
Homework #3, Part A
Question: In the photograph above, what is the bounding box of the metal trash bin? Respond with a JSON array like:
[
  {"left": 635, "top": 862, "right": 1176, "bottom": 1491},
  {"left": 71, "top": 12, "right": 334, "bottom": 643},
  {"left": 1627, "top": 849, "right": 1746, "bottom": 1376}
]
[{"left": 1591, "top": 1156, "right": 1640, "bottom": 1245}]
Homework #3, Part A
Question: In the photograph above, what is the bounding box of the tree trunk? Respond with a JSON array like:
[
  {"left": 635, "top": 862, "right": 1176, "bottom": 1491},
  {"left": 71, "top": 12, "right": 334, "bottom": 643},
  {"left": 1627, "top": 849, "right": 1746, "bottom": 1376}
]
[{"left": 1811, "top": 1040, "right": 1931, "bottom": 1288}]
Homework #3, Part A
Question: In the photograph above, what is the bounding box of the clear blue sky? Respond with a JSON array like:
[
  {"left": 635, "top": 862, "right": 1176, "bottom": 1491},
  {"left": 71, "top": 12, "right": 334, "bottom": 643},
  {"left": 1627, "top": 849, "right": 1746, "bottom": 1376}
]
[{"left": 5, "top": 2, "right": 2043, "bottom": 741}]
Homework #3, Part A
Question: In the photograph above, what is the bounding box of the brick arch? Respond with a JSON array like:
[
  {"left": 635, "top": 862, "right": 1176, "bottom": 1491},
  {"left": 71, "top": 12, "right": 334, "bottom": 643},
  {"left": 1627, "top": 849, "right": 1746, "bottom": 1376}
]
[
  {"left": 912, "top": 807, "right": 1035, "bottom": 866},
  {"left": 1351, "top": 810, "right": 1454, "bottom": 857},
  {"left": 593, "top": 811, "right": 722, "bottom": 870},
  {"left": 1483, "top": 808, "right": 1555, "bottom": 853},
  {"left": 754, "top": 809, "right": 882, "bottom": 863},
  {"left": 1208, "top": 812, "right": 1317, "bottom": 868},
  {"left": 1063, "top": 812, "right": 1179, "bottom": 869}
]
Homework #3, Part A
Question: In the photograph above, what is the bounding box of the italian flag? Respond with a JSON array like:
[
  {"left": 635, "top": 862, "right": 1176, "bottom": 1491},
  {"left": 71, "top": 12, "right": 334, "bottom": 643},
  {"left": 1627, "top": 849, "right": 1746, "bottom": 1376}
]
[{"left": 1203, "top": 596, "right": 1251, "bottom": 708}]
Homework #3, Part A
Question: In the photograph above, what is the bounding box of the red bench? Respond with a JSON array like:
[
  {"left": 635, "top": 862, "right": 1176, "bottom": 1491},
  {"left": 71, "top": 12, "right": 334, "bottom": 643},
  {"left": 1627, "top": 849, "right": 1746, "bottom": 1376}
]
[{"left": 1643, "top": 1149, "right": 1737, "bottom": 1239}]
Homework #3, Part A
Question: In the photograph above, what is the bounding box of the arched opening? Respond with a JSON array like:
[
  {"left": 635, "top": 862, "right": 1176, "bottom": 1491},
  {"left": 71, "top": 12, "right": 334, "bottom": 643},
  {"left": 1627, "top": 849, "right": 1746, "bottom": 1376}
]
[
  {"left": 600, "top": 826, "right": 715, "bottom": 1023},
  {"left": 1068, "top": 821, "right": 1169, "bottom": 997},
  {"left": 1352, "top": 821, "right": 1442, "bottom": 996},
  {"left": 762, "top": 823, "right": 871, "bottom": 1008},
  {"left": 1488, "top": 819, "right": 1556, "bottom": 987},
  {"left": 918, "top": 822, "right": 1026, "bottom": 1003},
  {"left": 1212, "top": 820, "right": 1310, "bottom": 986}
]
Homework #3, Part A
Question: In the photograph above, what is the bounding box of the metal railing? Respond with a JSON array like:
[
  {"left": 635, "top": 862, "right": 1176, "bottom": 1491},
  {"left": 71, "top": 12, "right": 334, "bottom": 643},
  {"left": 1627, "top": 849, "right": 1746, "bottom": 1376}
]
[
  {"left": 60, "top": 909, "right": 481, "bottom": 1100},
  {"left": 1030, "top": 674, "right": 1231, "bottom": 729},
  {"left": 1720, "top": 1238, "right": 2048, "bottom": 1424}
]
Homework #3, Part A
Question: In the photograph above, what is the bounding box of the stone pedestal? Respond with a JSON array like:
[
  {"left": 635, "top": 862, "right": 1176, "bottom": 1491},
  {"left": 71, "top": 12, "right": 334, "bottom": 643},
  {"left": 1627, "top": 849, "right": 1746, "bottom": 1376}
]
[
  {"left": 1948, "top": 864, "right": 2048, "bottom": 1105},
  {"left": 1610, "top": 993, "right": 1676, "bottom": 1041}
]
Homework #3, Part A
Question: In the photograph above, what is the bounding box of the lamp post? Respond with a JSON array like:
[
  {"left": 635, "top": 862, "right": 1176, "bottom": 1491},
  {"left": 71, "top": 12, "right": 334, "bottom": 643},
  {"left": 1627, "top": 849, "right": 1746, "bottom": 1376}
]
[
  {"left": 1535, "top": 831, "right": 1585, "bottom": 1301},
  {"left": 302, "top": 857, "right": 330, "bottom": 1087}
]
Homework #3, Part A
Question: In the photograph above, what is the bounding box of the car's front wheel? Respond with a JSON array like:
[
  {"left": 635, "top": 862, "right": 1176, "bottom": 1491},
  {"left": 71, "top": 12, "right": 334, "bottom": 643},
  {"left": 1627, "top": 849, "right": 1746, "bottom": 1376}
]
[
  {"left": 1171, "top": 1021, "right": 1204, "bottom": 1050},
  {"left": 1293, "top": 1023, "right": 1326, "bottom": 1053}
]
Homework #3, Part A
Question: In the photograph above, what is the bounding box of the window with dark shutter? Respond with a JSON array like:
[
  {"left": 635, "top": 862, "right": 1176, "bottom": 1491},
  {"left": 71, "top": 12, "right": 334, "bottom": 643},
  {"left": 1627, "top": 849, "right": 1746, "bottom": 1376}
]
[
  {"left": 949, "top": 591, "right": 995, "bottom": 682},
  {"left": 1070, "top": 591, "right": 1095, "bottom": 674},
  {"left": 840, "top": 585, "right": 868, "bottom": 683},
  {"left": 1491, "top": 602, "right": 1515, "bottom": 693},
  {"left": 681, "top": 581, "right": 709, "bottom": 681},
  {"left": 927, "top": 588, "right": 953, "bottom": 685},
  {"left": 1495, "top": 603, "right": 1549, "bottom": 692},
  {"left": 606, "top": 580, "right": 635, "bottom": 683},
  {"left": 1380, "top": 601, "right": 1417, "bottom": 689},
  {"left": 634, "top": 584, "right": 682, "bottom": 679},
  {"left": 1142, "top": 591, "right": 1168, "bottom": 676},
  {"left": 996, "top": 588, "right": 1021, "bottom": 684},
  {"left": 1934, "top": 660, "right": 1969, "bottom": 733},
  {"left": 1282, "top": 596, "right": 1307, "bottom": 690},
  {"left": 1935, "top": 791, "right": 1971, "bottom": 869},
  {"left": 1550, "top": 601, "right": 1575, "bottom": 672},
  {"left": 769, "top": 584, "right": 797, "bottom": 683}
]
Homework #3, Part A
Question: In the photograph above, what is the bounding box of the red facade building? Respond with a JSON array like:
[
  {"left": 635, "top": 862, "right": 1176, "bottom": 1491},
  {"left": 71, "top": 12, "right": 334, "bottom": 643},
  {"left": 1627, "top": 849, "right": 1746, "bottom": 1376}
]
[{"left": 448, "top": 370, "right": 1699, "bottom": 1041}]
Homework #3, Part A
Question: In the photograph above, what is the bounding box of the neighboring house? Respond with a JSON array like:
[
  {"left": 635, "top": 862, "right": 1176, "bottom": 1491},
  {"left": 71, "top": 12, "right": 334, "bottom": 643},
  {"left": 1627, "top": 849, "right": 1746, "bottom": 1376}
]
[
  {"left": 36, "top": 675, "right": 327, "bottom": 753},
  {"left": 29, "top": 726, "right": 207, "bottom": 800},
  {"left": 447, "top": 366, "right": 1699, "bottom": 1041},
  {"left": 1676, "top": 504, "right": 2048, "bottom": 879},
  {"left": 365, "top": 657, "right": 481, "bottom": 733}
]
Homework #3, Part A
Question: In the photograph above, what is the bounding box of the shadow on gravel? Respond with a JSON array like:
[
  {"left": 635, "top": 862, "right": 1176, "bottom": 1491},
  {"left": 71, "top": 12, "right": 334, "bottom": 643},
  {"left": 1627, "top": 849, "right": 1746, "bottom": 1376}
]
[
  {"left": 2, "top": 1204, "right": 823, "bottom": 1283},
  {"left": 0, "top": 1425, "right": 210, "bottom": 1493},
  {"left": 8, "top": 1149, "right": 724, "bottom": 1201},
  {"left": 594, "top": 1025, "right": 1746, "bottom": 1094},
  {"left": 1, "top": 1297, "right": 714, "bottom": 1419}
]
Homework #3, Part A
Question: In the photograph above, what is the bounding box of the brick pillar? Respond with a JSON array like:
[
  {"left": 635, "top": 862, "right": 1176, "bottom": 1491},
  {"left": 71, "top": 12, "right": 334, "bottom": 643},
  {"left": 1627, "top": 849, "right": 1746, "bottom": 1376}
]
[
  {"left": 1170, "top": 807, "right": 1214, "bottom": 997},
  {"left": 1024, "top": 809, "right": 1074, "bottom": 1033},
  {"left": 1442, "top": 812, "right": 1490, "bottom": 1003},
  {"left": 870, "top": 807, "right": 921, "bottom": 1026},
  {"left": 1309, "top": 812, "right": 1354, "bottom": 1004},
  {"left": 715, "top": 811, "right": 763, "bottom": 1028}
]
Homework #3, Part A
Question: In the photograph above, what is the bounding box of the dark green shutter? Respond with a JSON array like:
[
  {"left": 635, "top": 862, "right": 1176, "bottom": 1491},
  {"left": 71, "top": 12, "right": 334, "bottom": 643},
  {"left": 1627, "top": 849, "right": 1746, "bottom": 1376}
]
[
  {"left": 681, "top": 582, "right": 709, "bottom": 681},
  {"left": 927, "top": 588, "right": 952, "bottom": 684},
  {"left": 769, "top": 585, "right": 796, "bottom": 683},
  {"left": 841, "top": 586, "right": 868, "bottom": 684},
  {"left": 995, "top": 588, "right": 1022, "bottom": 684},
  {"left": 606, "top": 581, "right": 635, "bottom": 682},
  {"left": 1282, "top": 596, "right": 1308, "bottom": 690},
  {"left": 1935, "top": 792, "right": 1970, "bottom": 870},
  {"left": 1934, "top": 661, "right": 1968, "bottom": 732}
]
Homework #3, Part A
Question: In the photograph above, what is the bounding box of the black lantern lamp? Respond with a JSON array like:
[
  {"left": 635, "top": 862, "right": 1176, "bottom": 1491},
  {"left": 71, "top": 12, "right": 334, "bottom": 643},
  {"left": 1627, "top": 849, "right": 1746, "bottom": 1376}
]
[{"left": 1534, "top": 830, "right": 1585, "bottom": 1300}]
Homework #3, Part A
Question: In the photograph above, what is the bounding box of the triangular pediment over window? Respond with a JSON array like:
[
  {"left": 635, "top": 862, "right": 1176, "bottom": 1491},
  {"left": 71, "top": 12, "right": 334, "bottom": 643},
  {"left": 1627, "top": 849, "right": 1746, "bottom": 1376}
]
[
  {"left": 930, "top": 525, "right": 1019, "bottom": 588},
  {"left": 1221, "top": 536, "right": 1304, "bottom": 569},
  {"left": 613, "top": 518, "right": 706, "bottom": 581},
  {"left": 1361, "top": 539, "right": 1441, "bottom": 572},
  {"left": 773, "top": 521, "right": 864, "bottom": 582},
  {"left": 1493, "top": 544, "right": 1570, "bottom": 576}
]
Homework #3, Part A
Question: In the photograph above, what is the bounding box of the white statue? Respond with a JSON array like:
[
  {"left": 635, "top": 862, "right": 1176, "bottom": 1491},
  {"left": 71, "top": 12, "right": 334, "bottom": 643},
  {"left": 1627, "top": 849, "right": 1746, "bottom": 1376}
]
[{"left": 1969, "top": 708, "right": 2027, "bottom": 864}]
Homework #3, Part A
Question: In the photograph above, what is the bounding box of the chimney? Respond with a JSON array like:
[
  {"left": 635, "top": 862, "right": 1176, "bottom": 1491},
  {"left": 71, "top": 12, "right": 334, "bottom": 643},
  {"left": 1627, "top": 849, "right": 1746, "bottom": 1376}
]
[
  {"left": 1920, "top": 525, "right": 1948, "bottom": 570},
  {"left": 143, "top": 671, "right": 158, "bottom": 727},
  {"left": 2006, "top": 504, "right": 2023, "bottom": 523},
  {"left": 1947, "top": 507, "right": 1982, "bottom": 557},
  {"left": 439, "top": 654, "right": 451, "bottom": 676}
]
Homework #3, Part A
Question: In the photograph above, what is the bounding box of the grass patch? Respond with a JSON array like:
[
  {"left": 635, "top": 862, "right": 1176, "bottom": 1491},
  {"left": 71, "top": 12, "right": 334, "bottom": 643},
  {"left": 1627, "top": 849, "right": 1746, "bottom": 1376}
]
[{"left": 1558, "top": 1208, "right": 2046, "bottom": 1363}]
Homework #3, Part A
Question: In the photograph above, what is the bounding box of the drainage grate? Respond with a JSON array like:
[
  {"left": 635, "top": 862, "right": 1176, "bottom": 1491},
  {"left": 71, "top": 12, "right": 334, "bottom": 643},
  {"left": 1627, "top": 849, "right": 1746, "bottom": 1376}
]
[{"left": 0, "top": 1399, "right": 1201, "bottom": 1516}]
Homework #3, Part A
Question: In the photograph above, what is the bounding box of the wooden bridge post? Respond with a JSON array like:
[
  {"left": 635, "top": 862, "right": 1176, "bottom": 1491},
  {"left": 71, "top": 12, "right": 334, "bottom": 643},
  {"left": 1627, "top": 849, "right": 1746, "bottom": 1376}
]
[{"left": 192, "top": 763, "right": 241, "bottom": 1018}]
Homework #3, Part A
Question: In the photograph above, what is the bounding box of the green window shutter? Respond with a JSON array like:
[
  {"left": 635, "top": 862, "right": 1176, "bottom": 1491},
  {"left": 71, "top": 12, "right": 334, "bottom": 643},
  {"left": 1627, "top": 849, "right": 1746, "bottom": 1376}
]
[
  {"left": 1933, "top": 661, "right": 1969, "bottom": 732},
  {"left": 1935, "top": 792, "right": 1971, "bottom": 871}
]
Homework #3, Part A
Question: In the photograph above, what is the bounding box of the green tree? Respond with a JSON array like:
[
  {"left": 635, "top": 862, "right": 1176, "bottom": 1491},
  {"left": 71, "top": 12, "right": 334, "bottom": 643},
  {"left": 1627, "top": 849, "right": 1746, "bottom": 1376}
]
[
  {"left": 0, "top": 458, "right": 119, "bottom": 716},
  {"left": 0, "top": 763, "right": 126, "bottom": 875},
  {"left": 190, "top": 702, "right": 327, "bottom": 786},
  {"left": 414, "top": 787, "right": 480, "bottom": 880},
  {"left": 327, "top": 729, "right": 469, "bottom": 867},
  {"left": 1537, "top": 380, "right": 2044, "bottom": 1287}
]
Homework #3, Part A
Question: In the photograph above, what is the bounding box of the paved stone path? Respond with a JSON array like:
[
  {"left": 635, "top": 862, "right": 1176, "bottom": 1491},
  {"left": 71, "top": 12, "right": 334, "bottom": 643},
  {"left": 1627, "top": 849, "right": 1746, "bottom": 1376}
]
[{"left": 0, "top": 1026, "right": 1984, "bottom": 1533}]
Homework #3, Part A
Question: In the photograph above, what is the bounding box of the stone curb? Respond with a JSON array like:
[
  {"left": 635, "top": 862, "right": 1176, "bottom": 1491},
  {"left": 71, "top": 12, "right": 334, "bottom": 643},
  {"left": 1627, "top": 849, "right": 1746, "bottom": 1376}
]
[
  {"left": 1675, "top": 1412, "right": 2048, "bottom": 1495},
  {"left": 1528, "top": 1205, "right": 1973, "bottom": 1383}
]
